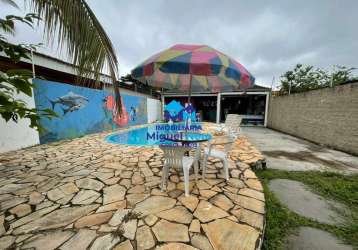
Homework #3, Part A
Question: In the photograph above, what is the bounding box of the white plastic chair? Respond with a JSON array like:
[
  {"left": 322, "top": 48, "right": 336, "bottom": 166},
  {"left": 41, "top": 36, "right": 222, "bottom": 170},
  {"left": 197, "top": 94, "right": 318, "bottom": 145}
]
[
  {"left": 202, "top": 136, "right": 234, "bottom": 181},
  {"left": 160, "top": 145, "right": 199, "bottom": 196},
  {"left": 216, "top": 114, "right": 242, "bottom": 138}
]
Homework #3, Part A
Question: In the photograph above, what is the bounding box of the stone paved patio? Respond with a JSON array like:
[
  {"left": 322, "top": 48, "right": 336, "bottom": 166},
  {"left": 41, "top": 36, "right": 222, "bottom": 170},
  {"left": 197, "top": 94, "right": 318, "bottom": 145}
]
[{"left": 0, "top": 124, "right": 265, "bottom": 250}]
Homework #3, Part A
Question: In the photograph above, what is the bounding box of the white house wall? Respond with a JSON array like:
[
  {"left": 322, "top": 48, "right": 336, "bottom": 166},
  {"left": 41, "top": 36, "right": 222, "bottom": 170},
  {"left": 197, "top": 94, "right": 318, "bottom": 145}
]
[
  {"left": 0, "top": 91, "right": 40, "bottom": 153},
  {"left": 147, "top": 98, "right": 161, "bottom": 123}
]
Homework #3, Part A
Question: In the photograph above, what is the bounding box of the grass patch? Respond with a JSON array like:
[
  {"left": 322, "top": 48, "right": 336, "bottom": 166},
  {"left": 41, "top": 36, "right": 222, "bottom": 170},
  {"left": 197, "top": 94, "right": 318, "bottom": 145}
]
[{"left": 255, "top": 169, "right": 358, "bottom": 250}]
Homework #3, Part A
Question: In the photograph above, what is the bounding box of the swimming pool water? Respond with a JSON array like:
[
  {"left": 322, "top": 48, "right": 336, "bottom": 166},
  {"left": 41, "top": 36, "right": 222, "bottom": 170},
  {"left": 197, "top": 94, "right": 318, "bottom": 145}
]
[{"left": 105, "top": 123, "right": 210, "bottom": 146}]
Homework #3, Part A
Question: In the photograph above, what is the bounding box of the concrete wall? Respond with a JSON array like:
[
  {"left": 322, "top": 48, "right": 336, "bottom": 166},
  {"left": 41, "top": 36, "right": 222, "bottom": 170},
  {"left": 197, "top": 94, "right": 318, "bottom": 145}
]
[
  {"left": 0, "top": 92, "right": 40, "bottom": 153},
  {"left": 147, "top": 98, "right": 161, "bottom": 123},
  {"left": 267, "top": 83, "right": 358, "bottom": 155},
  {"left": 0, "top": 79, "right": 162, "bottom": 153}
]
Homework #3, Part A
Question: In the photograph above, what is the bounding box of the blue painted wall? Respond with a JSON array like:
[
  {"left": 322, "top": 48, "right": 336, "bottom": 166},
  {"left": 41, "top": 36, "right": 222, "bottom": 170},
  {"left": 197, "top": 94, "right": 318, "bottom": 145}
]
[{"left": 33, "top": 79, "right": 147, "bottom": 144}]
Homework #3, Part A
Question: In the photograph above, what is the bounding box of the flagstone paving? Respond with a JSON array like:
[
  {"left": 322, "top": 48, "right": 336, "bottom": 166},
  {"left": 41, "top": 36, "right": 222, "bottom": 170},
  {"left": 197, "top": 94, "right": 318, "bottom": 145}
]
[{"left": 0, "top": 123, "right": 265, "bottom": 250}]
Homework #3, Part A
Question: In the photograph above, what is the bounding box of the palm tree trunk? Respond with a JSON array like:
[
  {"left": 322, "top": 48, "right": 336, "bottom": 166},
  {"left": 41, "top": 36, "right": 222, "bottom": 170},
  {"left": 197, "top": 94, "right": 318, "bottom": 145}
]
[
  {"left": 107, "top": 64, "right": 121, "bottom": 115},
  {"left": 112, "top": 80, "right": 122, "bottom": 116}
]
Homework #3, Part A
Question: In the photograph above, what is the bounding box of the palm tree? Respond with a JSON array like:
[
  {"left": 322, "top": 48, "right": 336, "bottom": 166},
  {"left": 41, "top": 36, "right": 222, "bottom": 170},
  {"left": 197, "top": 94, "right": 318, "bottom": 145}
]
[{"left": 2, "top": 0, "right": 122, "bottom": 112}]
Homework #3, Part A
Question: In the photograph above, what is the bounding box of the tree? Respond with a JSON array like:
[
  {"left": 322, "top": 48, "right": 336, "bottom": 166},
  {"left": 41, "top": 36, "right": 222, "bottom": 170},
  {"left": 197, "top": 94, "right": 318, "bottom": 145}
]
[
  {"left": 1, "top": 13, "right": 57, "bottom": 129},
  {"left": 330, "top": 66, "right": 356, "bottom": 86},
  {"left": 1, "top": 0, "right": 122, "bottom": 128},
  {"left": 279, "top": 64, "right": 356, "bottom": 95}
]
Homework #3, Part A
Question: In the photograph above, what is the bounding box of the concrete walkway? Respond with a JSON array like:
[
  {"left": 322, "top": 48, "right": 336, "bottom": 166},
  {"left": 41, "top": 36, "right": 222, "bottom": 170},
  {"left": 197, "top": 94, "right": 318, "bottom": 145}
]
[
  {"left": 242, "top": 126, "right": 356, "bottom": 250},
  {"left": 268, "top": 179, "right": 346, "bottom": 225},
  {"left": 269, "top": 179, "right": 353, "bottom": 249},
  {"left": 241, "top": 127, "right": 358, "bottom": 172},
  {"left": 284, "top": 227, "right": 353, "bottom": 250}
]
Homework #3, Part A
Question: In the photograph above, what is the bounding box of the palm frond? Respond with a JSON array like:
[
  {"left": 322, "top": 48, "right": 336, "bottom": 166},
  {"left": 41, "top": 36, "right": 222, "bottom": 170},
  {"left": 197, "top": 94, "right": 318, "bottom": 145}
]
[
  {"left": 0, "top": 17, "right": 15, "bottom": 34},
  {"left": 0, "top": 0, "right": 19, "bottom": 8},
  {"left": 27, "top": 0, "right": 122, "bottom": 110}
]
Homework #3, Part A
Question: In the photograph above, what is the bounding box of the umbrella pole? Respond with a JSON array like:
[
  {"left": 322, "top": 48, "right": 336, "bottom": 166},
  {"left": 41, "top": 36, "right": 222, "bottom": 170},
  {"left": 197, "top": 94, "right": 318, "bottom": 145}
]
[
  {"left": 188, "top": 74, "right": 192, "bottom": 104},
  {"left": 185, "top": 74, "right": 193, "bottom": 132}
]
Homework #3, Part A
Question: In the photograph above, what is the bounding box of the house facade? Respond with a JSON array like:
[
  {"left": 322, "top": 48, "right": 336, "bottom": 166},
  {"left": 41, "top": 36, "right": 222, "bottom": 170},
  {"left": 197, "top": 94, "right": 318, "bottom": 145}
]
[{"left": 162, "top": 84, "right": 271, "bottom": 126}]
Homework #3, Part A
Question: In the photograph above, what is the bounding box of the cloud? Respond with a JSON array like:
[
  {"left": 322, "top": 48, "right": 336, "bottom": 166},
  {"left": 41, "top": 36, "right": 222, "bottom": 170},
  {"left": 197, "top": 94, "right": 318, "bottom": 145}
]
[{"left": 1, "top": 0, "right": 357, "bottom": 88}]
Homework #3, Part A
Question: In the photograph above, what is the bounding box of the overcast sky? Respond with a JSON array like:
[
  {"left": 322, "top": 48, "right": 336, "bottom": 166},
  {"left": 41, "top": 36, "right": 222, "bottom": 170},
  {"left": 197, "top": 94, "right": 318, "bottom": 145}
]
[{"left": 1, "top": 0, "right": 357, "bottom": 88}]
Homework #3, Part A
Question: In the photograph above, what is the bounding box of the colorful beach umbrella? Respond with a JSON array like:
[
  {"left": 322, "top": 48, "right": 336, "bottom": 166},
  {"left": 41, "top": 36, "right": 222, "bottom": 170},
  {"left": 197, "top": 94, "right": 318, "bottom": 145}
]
[{"left": 131, "top": 44, "right": 255, "bottom": 98}]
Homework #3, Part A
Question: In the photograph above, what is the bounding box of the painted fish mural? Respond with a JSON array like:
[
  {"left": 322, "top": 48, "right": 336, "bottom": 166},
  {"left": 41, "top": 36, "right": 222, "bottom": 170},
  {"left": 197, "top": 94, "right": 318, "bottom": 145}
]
[
  {"left": 33, "top": 78, "right": 148, "bottom": 144},
  {"left": 48, "top": 91, "right": 89, "bottom": 114}
]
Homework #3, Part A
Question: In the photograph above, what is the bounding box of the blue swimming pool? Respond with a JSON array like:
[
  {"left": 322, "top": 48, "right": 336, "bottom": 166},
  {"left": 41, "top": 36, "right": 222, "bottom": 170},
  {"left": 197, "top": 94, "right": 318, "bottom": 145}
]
[{"left": 105, "top": 123, "right": 210, "bottom": 146}]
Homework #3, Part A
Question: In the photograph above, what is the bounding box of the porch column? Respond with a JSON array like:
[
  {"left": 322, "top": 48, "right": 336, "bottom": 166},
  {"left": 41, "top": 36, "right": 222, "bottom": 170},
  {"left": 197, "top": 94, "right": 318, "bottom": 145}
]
[
  {"left": 264, "top": 93, "right": 269, "bottom": 127},
  {"left": 216, "top": 92, "right": 221, "bottom": 124},
  {"left": 161, "top": 95, "right": 165, "bottom": 121}
]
